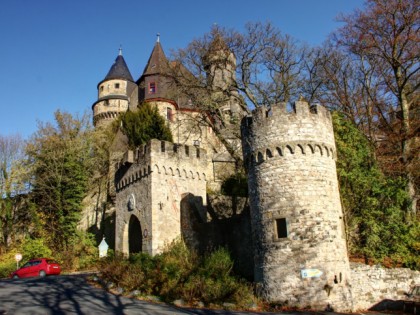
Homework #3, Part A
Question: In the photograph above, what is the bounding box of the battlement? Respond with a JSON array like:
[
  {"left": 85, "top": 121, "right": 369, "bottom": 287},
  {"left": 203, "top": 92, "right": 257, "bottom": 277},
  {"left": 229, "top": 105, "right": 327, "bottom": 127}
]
[
  {"left": 115, "top": 139, "right": 208, "bottom": 191},
  {"left": 116, "top": 139, "right": 206, "bottom": 170},
  {"left": 241, "top": 100, "right": 337, "bottom": 165},
  {"left": 243, "top": 101, "right": 331, "bottom": 128}
]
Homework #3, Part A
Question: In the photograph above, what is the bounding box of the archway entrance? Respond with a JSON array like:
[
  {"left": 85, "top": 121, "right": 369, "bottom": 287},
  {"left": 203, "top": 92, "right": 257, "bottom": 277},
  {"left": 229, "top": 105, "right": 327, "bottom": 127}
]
[{"left": 128, "top": 215, "right": 142, "bottom": 254}]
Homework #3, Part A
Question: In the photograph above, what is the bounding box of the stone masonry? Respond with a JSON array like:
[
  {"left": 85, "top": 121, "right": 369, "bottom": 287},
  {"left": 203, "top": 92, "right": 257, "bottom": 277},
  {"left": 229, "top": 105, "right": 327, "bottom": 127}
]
[
  {"left": 241, "top": 101, "right": 353, "bottom": 312},
  {"left": 114, "top": 139, "right": 208, "bottom": 255},
  {"left": 87, "top": 39, "right": 419, "bottom": 313},
  {"left": 350, "top": 263, "right": 420, "bottom": 311}
]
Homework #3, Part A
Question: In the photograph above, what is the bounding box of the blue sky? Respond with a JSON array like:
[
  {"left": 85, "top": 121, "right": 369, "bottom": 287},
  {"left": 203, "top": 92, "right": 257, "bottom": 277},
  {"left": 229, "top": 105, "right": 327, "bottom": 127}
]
[{"left": 0, "top": 0, "right": 365, "bottom": 139}]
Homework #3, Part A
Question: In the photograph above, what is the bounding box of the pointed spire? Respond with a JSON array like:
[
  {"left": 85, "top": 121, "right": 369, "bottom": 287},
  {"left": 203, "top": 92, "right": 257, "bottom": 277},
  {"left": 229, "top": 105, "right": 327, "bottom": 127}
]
[
  {"left": 141, "top": 36, "right": 170, "bottom": 77},
  {"left": 104, "top": 48, "right": 134, "bottom": 82}
]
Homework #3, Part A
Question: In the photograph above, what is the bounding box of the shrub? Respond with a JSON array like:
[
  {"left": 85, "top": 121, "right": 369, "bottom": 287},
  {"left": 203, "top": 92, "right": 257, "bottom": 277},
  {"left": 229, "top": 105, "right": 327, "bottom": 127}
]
[
  {"left": 22, "top": 237, "right": 52, "bottom": 261},
  {"left": 185, "top": 248, "right": 242, "bottom": 304},
  {"left": 221, "top": 173, "right": 248, "bottom": 197},
  {"left": 156, "top": 240, "right": 197, "bottom": 299},
  {"left": 0, "top": 251, "right": 18, "bottom": 278},
  {"left": 56, "top": 231, "right": 98, "bottom": 271},
  {"left": 98, "top": 240, "right": 256, "bottom": 309}
]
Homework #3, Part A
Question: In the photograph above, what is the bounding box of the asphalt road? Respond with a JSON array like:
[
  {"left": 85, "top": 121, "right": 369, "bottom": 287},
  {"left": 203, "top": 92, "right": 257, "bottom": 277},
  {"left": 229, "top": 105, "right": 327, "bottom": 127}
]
[
  {"left": 0, "top": 274, "right": 277, "bottom": 315},
  {"left": 0, "top": 274, "right": 394, "bottom": 315}
]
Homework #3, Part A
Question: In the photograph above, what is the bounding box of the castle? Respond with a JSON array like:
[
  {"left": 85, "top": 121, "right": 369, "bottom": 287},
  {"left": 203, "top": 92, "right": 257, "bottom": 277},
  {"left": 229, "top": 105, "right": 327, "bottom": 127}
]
[{"left": 87, "top": 37, "right": 418, "bottom": 312}]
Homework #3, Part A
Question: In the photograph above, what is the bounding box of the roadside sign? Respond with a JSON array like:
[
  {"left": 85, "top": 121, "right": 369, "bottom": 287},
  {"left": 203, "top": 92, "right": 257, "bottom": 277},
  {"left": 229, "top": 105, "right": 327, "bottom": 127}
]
[{"left": 15, "top": 253, "right": 22, "bottom": 270}]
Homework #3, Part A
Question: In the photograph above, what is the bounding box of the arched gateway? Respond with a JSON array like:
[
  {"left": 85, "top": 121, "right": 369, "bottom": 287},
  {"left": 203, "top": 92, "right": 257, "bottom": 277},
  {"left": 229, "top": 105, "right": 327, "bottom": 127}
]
[{"left": 128, "top": 215, "right": 142, "bottom": 254}]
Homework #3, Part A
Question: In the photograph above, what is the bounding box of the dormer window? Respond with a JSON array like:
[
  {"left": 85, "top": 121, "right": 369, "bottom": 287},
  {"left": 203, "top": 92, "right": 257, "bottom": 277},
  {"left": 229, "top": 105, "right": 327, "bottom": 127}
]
[{"left": 149, "top": 82, "right": 156, "bottom": 94}]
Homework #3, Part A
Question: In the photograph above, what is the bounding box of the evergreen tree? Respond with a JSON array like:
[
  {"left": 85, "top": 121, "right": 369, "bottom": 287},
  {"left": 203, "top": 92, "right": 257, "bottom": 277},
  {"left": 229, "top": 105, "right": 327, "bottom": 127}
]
[{"left": 120, "top": 103, "right": 173, "bottom": 149}]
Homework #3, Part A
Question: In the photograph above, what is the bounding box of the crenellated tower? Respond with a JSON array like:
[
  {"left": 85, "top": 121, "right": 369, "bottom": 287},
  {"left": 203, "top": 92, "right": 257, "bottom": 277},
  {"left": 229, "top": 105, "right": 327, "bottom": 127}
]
[
  {"left": 114, "top": 139, "right": 208, "bottom": 255},
  {"left": 92, "top": 48, "right": 137, "bottom": 127},
  {"left": 241, "top": 101, "right": 353, "bottom": 312}
]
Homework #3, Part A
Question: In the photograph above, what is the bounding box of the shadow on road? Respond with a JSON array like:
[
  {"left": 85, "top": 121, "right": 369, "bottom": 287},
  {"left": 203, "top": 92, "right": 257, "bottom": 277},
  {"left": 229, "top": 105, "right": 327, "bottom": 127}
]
[{"left": 0, "top": 274, "right": 191, "bottom": 314}]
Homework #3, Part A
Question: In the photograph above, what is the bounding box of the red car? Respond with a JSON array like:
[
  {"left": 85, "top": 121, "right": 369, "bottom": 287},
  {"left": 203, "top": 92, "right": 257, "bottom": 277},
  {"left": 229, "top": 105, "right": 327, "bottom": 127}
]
[{"left": 10, "top": 258, "right": 61, "bottom": 279}]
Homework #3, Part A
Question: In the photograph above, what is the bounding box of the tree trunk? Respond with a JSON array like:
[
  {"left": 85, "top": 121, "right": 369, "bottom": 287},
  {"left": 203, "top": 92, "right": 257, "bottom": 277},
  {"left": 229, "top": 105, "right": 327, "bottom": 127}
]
[{"left": 400, "top": 92, "right": 417, "bottom": 213}]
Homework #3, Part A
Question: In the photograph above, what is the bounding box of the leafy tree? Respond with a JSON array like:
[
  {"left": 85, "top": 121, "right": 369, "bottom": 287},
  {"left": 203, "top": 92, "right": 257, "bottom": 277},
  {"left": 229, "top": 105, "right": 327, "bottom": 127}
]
[
  {"left": 333, "top": 112, "right": 418, "bottom": 268},
  {"left": 26, "top": 111, "right": 93, "bottom": 250},
  {"left": 119, "top": 103, "right": 173, "bottom": 149}
]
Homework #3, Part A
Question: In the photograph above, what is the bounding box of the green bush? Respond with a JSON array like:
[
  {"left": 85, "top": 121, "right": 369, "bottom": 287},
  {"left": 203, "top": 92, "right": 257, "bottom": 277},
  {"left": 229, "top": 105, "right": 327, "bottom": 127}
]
[
  {"left": 0, "top": 252, "right": 18, "bottom": 278},
  {"left": 54, "top": 232, "right": 98, "bottom": 271},
  {"left": 221, "top": 173, "right": 248, "bottom": 197},
  {"left": 187, "top": 248, "right": 245, "bottom": 305},
  {"left": 98, "top": 240, "right": 256, "bottom": 309},
  {"left": 22, "top": 237, "right": 52, "bottom": 261}
]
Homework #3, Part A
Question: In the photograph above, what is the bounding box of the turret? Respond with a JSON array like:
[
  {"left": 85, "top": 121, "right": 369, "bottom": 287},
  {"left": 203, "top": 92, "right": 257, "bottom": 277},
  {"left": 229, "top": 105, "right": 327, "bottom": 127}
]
[
  {"left": 137, "top": 35, "right": 174, "bottom": 103},
  {"left": 203, "top": 34, "right": 241, "bottom": 120},
  {"left": 136, "top": 35, "right": 178, "bottom": 127},
  {"left": 92, "top": 48, "right": 137, "bottom": 127}
]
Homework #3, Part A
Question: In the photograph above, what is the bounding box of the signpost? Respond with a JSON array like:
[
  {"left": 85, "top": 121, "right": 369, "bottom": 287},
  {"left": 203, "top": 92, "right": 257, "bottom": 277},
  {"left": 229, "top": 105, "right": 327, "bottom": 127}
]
[{"left": 15, "top": 253, "right": 22, "bottom": 270}]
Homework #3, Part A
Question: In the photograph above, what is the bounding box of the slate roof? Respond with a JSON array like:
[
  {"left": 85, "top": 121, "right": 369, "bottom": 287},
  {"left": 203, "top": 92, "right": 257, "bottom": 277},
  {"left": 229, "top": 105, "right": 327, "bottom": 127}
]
[
  {"left": 141, "top": 41, "right": 170, "bottom": 78},
  {"left": 104, "top": 54, "right": 134, "bottom": 82}
]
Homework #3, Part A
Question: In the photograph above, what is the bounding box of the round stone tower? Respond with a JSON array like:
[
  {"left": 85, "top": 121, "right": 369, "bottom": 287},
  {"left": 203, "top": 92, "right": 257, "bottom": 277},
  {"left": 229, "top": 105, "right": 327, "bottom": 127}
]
[
  {"left": 92, "top": 48, "right": 137, "bottom": 127},
  {"left": 241, "top": 101, "right": 353, "bottom": 312}
]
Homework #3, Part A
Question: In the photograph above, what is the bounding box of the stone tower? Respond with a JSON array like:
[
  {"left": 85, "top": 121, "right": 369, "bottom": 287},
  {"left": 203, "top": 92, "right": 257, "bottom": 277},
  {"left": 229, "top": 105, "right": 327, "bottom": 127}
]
[
  {"left": 92, "top": 48, "right": 137, "bottom": 127},
  {"left": 203, "top": 34, "right": 241, "bottom": 121},
  {"left": 241, "top": 101, "right": 353, "bottom": 312}
]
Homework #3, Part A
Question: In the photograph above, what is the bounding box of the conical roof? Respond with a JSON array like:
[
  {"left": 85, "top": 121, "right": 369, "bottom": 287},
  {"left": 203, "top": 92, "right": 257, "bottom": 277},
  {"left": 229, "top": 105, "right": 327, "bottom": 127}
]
[
  {"left": 141, "top": 40, "right": 170, "bottom": 77},
  {"left": 104, "top": 50, "right": 134, "bottom": 82}
]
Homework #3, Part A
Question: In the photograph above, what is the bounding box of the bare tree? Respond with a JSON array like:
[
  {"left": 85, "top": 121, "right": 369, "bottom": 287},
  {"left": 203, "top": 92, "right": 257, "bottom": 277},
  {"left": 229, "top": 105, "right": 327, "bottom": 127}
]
[
  {"left": 0, "top": 134, "right": 31, "bottom": 251},
  {"left": 168, "top": 23, "right": 307, "bottom": 163},
  {"left": 304, "top": 43, "right": 386, "bottom": 145},
  {"left": 335, "top": 0, "right": 420, "bottom": 212}
]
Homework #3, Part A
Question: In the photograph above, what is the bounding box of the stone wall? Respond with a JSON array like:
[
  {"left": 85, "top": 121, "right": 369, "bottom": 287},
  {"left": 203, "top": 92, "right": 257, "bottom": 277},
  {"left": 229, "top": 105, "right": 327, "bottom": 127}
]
[
  {"left": 351, "top": 263, "right": 420, "bottom": 311},
  {"left": 114, "top": 139, "right": 208, "bottom": 255},
  {"left": 241, "top": 101, "right": 352, "bottom": 312}
]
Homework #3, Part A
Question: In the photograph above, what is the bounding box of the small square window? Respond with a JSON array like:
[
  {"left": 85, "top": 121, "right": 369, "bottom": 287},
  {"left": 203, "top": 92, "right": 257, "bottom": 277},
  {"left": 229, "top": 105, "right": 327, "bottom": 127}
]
[
  {"left": 115, "top": 83, "right": 120, "bottom": 89},
  {"left": 275, "top": 218, "right": 288, "bottom": 239},
  {"left": 149, "top": 82, "right": 156, "bottom": 94},
  {"left": 100, "top": 86, "right": 104, "bottom": 91}
]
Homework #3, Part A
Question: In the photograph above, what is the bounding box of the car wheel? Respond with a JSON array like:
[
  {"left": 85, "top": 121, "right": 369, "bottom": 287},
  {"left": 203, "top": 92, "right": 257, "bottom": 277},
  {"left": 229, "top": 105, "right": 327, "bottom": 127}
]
[
  {"left": 39, "top": 270, "right": 46, "bottom": 278},
  {"left": 13, "top": 275, "right": 19, "bottom": 279}
]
